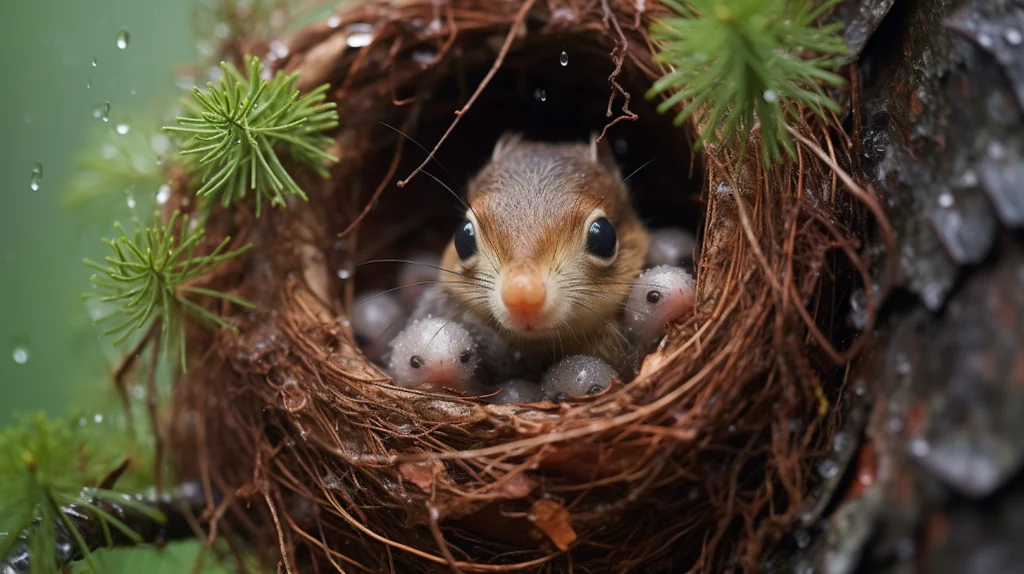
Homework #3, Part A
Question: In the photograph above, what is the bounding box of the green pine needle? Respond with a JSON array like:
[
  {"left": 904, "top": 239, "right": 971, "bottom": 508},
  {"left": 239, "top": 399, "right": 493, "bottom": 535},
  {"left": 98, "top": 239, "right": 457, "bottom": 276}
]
[
  {"left": 0, "top": 414, "right": 166, "bottom": 573},
  {"left": 84, "top": 210, "right": 253, "bottom": 371},
  {"left": 647, "top": 0, "right": 848, "bottom": 165},
  {"left": 164, "top": 56, "right": 339, "bottom": 216}
]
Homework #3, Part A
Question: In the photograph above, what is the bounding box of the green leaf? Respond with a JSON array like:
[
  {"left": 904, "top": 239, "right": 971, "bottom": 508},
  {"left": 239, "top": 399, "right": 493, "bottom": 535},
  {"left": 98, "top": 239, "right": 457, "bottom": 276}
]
[
  {"left": 165, "top": 55, "right": 339, "bottom": 216},
  {"left": 647, "top": 0, "right": 848, "bottom": 165}
]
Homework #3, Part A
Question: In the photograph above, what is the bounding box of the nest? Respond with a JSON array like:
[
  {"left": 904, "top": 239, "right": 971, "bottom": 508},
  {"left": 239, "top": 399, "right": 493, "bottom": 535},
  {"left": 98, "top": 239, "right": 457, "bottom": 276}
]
[{"left": 168, "top": 0, "right": 881, "bottom": 571}]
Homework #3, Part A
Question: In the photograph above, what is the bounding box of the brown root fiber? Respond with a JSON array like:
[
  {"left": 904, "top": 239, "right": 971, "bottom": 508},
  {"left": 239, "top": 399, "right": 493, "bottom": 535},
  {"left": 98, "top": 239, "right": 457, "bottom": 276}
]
[{"left": 167, "top": 0, "right": 879, "bottom": 571}]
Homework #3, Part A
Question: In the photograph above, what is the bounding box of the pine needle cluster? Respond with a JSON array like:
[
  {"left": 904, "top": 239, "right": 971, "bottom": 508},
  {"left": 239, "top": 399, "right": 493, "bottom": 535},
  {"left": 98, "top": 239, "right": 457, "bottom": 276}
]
[
  {"left": 165, "top": 56, "right": 339, "bottom": 216},
  {"left": 0, "top": 414, "right": 165, "bottom": 574},
  {"left": 84, "top": 211, "right": 252, "bottom": 370},
  {"left": 648, "top": 0, "right": 848, "bottom": 164}
]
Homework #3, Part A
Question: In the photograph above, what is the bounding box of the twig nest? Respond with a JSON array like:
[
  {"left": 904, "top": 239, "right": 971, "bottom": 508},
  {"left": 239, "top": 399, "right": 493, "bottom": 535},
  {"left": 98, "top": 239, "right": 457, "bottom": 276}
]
[{"left": 168, "top": 0, "right": 868, "bottom": 571}]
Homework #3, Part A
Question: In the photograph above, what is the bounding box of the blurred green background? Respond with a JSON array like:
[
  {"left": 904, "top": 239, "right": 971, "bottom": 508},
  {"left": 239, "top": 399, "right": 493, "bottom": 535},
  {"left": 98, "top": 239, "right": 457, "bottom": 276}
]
[{"left": 0, "top": 0, "right": 193, "bottom": 424}]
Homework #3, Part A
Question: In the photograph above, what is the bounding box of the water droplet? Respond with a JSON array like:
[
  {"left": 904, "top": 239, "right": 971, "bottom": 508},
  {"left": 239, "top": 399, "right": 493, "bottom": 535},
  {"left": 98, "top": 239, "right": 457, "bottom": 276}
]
[
  {"left": 156, "top": 184, "right": 172, "bottom": 205},
  {"left": 327, "top": 15, "right": 342, "bottom": 28},
  {"left": 763, "top": 89, "right": 779, "bottom": 103},
  {"left": 412, "top": 50, "right": 436, "bottom": 66},
  {"left": 345, "top": 23, "right": 374, "bottom": 48},
  {"left": 214, "top": 22, "right": 231, "bottom": 38},
  {"left": 94, "top": 414, "right": 104, "bottom": 424},
  {"left": 832, "top": 431, "right": 851, "bottom": 452},
  {"left": 894, "top": 352, "right": 911, "bottom": 375},
  {"left": 93, "top": 101, "right": 111, "bottom": 123},
  {"left": 116, "top": 29, "right": 130, "bottom": 50},
  {"left": 816, "top": 459, "right": 840, "bottom": 479},
  {"left": 86, "top": 79, "right": 91, "bottom": 89},
  {"left": 534, "top": 88, "right": 547, "bottom": 102},
  {"left": 853, "top": 379, "right": 868, "bottom": 396},
  {"left": 988, "top": 140, "right": 1007, "bottom": 160},
  {"left": 337, "top": 267, "right": 352, "bottom": 280},
  {"left": 115, "top": 123, "right": 130, "bottom": 135},
  {"left": 793, "top": 529, "right": 811, "bottom": 549},
  {"left": 909, "top": 437, "right": 930, "bottom": 457},
  {"left": 268, "top": 40, "right": 289, "bottom": 60},
  {"left": 91, "top": 58, "right": 98, "bottom": 67},
  {"left": 961, "top": 169, "right": 979, "bottom": 187},
  {"left": 1005, "top": 28, "right": 1023, "bottom": 46},
  {"left": 978, "top": 33, "right": 994, "bottom": 48},
  {"left": 938, "top": 191, "right": 954, "bottom": 208},
  {"left": 29, "top": 162, "right": 43, "bottom": 192},
  {"left": 887, "top": 415, "right": 904, "bottom": 433},
  {"left": 848, "top": 288, "right": 868, "bottom": 329},
  {"left": 323, "top": 473, "right": 344, "bottom": 489},
  {"left": 126, "top": 194, "right": 137, "bottom": 209},
  {"left": 12, "top": 346, "right": 29, "bottom": 365},
  {"left": 559, "top": 50, "right": 568, "bottom": 66}
]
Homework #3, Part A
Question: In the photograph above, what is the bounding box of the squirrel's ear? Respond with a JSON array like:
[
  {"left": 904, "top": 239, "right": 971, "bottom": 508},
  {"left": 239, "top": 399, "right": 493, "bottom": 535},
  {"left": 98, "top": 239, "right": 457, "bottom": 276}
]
[
  {"left": 492, "top": 132, "right": 523, "bottom": 161},
  {"left": 589, "top": 132, "right": 622, "bottom": 179}
]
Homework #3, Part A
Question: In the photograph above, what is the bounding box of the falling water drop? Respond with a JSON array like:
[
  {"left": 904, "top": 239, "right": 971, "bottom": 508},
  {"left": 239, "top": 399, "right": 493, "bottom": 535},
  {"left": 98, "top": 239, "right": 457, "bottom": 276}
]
[
  {"left": 116, "top": 123, "right": 131, "bottom": 135},
  {"left": 91, "top": 58, "right": 98, "bottom": 67},
  {"left": 156, "top": 184, "right": 172, "bottom": 205},
  {"left": 1005, "top": 28, "right": 1023, "bottom": 46},
  {"left": 30, "top": 162, "right": 43, "bottom": 192},
  {"left": 534, "top": 88, "right": 547, "bottom": 102},
  {"left": 938, "top": 191, "right": 954, "bottom": 208},
  {"left": 327, "top": 15, "right": 342, "bottom": 28},
  {"left": 559, "top": 50, "right": 568, "bottom": 66},
  {"left": 126, "top": 193, "right": 137, "bottom": 209},
  {"left": 763, "top": 89, "right": 779, "bottom": 103},
  {"left": 93, "top": 101, "right": 111, "bottom": 122},
  {"left": 816, "top": 458, "right": 840, "bottom": 479},
  {"left": 116, "top": 29, "right": 130, "bottom": 50},
  {"left": 12, "top": 346, "right": 29, "bottom": 365},
  {"left": 86, "top": 79, "right": 91, "bottom": 89}
]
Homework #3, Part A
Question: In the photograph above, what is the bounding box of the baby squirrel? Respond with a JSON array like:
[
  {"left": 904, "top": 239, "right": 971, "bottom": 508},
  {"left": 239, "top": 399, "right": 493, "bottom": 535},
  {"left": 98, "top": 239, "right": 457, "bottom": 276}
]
[{"left": 427, "top": 132, "right": 650, "bottom": 377}]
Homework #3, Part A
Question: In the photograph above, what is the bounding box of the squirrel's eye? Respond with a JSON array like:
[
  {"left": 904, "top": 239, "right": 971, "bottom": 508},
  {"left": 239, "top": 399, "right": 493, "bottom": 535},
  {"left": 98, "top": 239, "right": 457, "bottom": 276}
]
[
  {"left": 454, "top": 219, "right": 477, "bottom": 261},
  {"left": 586, "top": 217, "right": 617, "bottom": 259}
]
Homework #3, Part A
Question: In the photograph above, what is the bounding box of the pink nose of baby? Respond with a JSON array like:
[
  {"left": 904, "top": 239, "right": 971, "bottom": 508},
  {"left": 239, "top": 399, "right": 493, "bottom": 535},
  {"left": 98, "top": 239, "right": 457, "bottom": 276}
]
[{"left": 501, "top": 273, "right": 547, "bottom": 318}]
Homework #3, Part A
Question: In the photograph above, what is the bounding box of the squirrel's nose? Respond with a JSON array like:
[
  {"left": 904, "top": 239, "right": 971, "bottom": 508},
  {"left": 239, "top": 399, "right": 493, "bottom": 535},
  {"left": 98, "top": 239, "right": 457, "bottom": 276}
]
[{"left": 501, "top": 273, "right": 547, "bottom": 316}]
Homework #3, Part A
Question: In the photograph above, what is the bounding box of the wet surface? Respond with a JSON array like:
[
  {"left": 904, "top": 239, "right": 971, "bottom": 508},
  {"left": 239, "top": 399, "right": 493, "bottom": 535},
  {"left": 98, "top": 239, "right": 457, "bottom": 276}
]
[
  {"left": 829, "top": 0, "right": 896, "bottom": 61},
  {"left": 770, "top": 0, "right": 1024, "bottom": 571}
]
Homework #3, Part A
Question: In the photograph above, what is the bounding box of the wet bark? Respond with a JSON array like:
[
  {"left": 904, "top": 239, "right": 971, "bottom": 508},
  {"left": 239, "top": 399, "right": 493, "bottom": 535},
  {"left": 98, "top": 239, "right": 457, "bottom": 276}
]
[{"left": 772, "top": 0, "right": 1024, "bottom": 572}]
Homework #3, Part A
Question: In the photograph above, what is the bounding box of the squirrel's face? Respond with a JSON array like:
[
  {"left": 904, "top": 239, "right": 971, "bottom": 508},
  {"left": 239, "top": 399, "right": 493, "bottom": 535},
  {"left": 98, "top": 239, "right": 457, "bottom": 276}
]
[{"left": 439, "top": 134, "right": 648, "bottom": 346}]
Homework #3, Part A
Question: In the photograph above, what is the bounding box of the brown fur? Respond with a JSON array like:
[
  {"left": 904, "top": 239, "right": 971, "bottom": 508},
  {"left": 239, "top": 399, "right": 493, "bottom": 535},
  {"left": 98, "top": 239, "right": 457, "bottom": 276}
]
[{"left": 439, "top": 133, "right": 649, "bottom": 375}]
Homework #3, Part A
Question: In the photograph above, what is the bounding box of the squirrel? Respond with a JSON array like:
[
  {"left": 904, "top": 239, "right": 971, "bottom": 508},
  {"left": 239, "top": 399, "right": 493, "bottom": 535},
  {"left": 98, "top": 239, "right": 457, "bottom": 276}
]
[{"left": 412, "top": 132, "right": 650, "bottom": 380}]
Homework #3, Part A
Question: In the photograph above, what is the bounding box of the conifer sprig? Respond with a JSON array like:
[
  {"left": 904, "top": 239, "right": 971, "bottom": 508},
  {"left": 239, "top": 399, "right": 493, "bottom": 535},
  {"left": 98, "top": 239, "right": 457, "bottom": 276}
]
[
  {"left": 0, "top": 414, "right": 165, "bottom": 573},
  {"left": 84, "top": 211, "right": 253, "bottom": 370},
  {"left": 648, "top": 0, "right": 848, "bottom": 164},
  {"left": 164, "top": 56, "right": 339, "bottom": 216}
]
